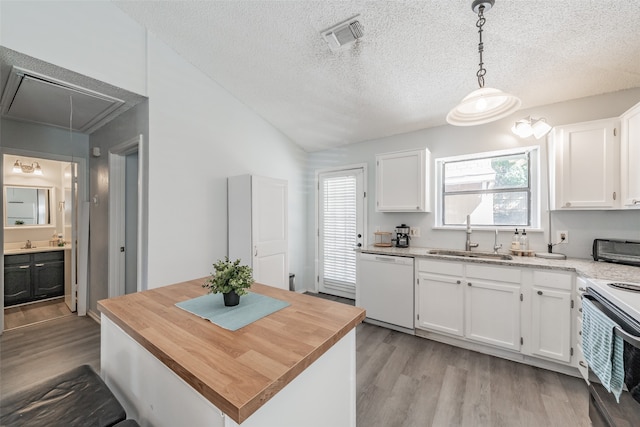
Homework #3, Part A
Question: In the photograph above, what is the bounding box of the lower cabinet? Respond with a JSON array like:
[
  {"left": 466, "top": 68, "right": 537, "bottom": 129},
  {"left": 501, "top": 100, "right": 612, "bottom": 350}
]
[
  {"left": 526, "top": 270, "right": 573, "bottom": 363},
  {"left": 416, "top": 260, "right": 522, "bottom": 351},
  {"left": 4, "top": 251, "right": 65, "bottom": 306},
  {"left": 416, "top": 271, "right": 464, "bottom": 337},
  {"left": 4, "top": 254, "right": 32, "bottom": 306},
  {"left": 416, "top": 258, "right": 575, "bottom": 366}
]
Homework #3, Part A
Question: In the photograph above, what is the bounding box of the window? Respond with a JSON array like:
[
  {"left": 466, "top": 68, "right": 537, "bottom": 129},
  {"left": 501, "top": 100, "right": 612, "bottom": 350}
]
[{"left": 436, "top": 147, "right": 539, "bottom": 227}]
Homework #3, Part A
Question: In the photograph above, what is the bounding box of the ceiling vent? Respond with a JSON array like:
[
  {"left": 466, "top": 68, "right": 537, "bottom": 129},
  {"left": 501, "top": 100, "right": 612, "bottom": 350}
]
[
  {"left": 0, "top": 66, "right": 125, "bottom": 133},
  {"left": 322, "top": 15, "right": 364, "bottom": 51}
]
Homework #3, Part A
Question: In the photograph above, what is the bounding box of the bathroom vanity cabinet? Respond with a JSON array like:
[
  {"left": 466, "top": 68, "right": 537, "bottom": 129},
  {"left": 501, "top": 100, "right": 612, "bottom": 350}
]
[{"left": 4, "top": 251, "right": 64, "bottom": 306}]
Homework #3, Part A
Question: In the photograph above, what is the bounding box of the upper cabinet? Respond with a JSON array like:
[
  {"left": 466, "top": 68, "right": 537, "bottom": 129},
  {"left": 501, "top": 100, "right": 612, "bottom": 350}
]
[
  {"left": 375, "top": 148, "right": 430, "bottom": 212},
  {"left": 550, "top": 118, "right": 620, "bottom": 209},
  {"left": 621, "top": 102, "right": 640, "bottom": 208}
]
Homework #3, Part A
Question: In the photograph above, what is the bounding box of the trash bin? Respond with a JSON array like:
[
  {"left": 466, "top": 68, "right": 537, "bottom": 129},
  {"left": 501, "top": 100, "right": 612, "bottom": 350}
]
[{"left": 289, "top": 274, "right": 295, "bottom": 292}]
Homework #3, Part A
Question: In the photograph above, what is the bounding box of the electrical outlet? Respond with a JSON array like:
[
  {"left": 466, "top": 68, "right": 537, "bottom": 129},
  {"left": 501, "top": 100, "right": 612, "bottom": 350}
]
[
  {"left": 410, "top": 227, "right": 420, "bottom": 237},
  {"left": 557, "top": 230, "right": 568, "bottom": 244}
]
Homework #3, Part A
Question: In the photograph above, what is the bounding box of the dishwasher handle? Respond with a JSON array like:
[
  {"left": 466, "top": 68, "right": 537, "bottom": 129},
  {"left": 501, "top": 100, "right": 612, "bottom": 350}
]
[{"left": 359, "top": 253, "right": 414, "bottom": 266}]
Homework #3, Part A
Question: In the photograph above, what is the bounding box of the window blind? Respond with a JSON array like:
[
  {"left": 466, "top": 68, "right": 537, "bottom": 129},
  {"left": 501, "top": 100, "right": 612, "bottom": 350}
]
[{"left": 322, "top": 174, "right": 357, "bottom": 290}]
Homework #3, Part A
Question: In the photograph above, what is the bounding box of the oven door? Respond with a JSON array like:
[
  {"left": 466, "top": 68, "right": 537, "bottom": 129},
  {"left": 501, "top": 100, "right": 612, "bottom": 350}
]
[{"left": 583, "top": 290, "right": 640, "bottom": 427}]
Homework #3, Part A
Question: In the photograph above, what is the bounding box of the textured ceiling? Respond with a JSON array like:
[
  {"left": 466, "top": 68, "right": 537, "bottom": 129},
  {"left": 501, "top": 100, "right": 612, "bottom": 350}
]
[{"left": 113, "top": 0, "right": 640, "bottom": 152}]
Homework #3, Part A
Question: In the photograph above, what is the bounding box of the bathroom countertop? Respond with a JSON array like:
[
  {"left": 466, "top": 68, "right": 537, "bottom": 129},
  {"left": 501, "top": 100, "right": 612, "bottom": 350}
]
[{"left": 4, "top": 246, "right": 70, "bottom": 255}]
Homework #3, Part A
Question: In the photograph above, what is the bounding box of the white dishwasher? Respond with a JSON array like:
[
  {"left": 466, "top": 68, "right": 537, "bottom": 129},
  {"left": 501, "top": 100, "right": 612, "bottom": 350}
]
[{"left": 356, "top": 252, "right": 415, "bottom": 333}]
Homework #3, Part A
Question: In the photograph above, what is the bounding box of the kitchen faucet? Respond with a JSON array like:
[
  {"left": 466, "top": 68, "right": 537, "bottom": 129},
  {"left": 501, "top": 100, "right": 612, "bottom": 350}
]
[
  {"left": 493, "top": 229, "right": 502, "bottom": 254},
  {"left": 23, "top": 240, "right": 32, "bottom": 249},
  {"left": 465, "top": 215, "right": 479, "bottom": 251}
]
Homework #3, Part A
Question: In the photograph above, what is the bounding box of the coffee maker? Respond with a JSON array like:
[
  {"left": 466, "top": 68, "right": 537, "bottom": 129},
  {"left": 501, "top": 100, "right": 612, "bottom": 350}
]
[{"left": 394, "top": 224, "right": 410, "bottom": 248}]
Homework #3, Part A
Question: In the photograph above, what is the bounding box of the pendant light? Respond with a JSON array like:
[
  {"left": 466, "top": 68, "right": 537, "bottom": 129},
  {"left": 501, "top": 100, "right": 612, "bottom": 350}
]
[{"left": 447, "top": 0, "right": 521, "bottom": 126}]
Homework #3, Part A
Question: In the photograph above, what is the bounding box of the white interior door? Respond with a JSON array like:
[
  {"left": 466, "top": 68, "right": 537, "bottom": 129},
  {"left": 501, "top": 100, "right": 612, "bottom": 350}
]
[
  {"left": 252, "top": 176, "right": 288, "bottom": 290},
  {"left": 63, "top": 163, "right": 77, "bottom": 312},
  {"left": 318, "top": 168, "right": 365, "bottom": 299}
]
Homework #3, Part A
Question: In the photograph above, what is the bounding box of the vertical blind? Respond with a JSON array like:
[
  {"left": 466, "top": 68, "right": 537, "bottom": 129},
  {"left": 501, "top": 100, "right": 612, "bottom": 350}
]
[{"left": 322, "top": 174, "right": 357, "bottom": 290}]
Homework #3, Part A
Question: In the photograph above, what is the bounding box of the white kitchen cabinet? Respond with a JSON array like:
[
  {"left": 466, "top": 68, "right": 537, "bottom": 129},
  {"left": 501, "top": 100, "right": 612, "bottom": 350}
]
[
  {"left": 228, "top": 175, "right": 288, "bottom": 290},
  {"left": 621, "top": 101, "right": 640, "bottom": 208},
  {"left": 375, "top": 148, "right": 430, "bottom": 212},
  {"left": 574, "top": 276, "right": 589, "bottom": 381},
  {"left": 526, "top": 270, "right": 573, "bottom": 363},
  {"left": 415, "top": 260, "right": 521, "bottom": 350},
  {"left": 550, "top": 118, "right": 620, "bottom": 209},
  {"left": 465, "top": 265, "right": 521, "bottom": 351},
  {"left": 416, "top": 264, "right": 464, "bottom": 336}
]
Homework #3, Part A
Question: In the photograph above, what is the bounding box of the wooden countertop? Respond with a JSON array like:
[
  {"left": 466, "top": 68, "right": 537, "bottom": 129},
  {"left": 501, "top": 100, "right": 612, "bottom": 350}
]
[{"left": 98, "top": 279, "right": 365, "bottom": 424}]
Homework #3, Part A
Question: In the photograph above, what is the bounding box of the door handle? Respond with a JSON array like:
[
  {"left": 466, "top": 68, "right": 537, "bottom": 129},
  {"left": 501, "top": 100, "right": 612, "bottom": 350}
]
[
  {"left": 254, "top": 246, "right": 258, "bottom": 256},
  {"left": 356, "top": 243, "right": 362, "bottom": 247},
  {"left": 19, "top": 265, "right": 30, "bottom": 269},
  {"left": 35, "top": 263, "right": 45, "bottom": 267}
]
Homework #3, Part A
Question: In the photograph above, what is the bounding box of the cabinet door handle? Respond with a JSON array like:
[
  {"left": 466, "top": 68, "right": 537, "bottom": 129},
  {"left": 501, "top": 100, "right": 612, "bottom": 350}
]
[
  {"left": 456, "top": 280, "right": 461, "bottom": 284},
  {"left": 578, "top": 287, "right": 586, "bottom": 292},
  {"left": 579, "top": 361, "right": 587, "bottom": 368},
  {"left": 613, "top": 191, "right": 617, "bottom": 201},
  {"left": 537, "top": 290, "right": 543, "bottom": 295},
  {"left": 467, "top": 282, "right": 472, "bottom": 286},
  {"left": 35, "top": 263, "right": 45, "bottom": 267},
  {"left": 19, "top": 265, "right": 30, "bottom": 269},
  {"left": 633, "top": 199, "right": 639, "bottom": 205}
]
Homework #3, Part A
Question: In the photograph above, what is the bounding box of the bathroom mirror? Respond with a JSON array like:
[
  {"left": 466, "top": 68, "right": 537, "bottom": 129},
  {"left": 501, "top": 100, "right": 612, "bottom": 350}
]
[{"left": 4, "top": 186, "right": 53, "bottom": 227}]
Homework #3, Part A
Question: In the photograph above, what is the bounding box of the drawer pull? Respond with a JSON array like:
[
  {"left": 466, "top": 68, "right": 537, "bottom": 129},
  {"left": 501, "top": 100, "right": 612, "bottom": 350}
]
[
  {"left": 456, "top": 280, "right": 461, "bottom": 284},
  {"left": 19, "top": 265, "right": 30, "bottom": 269},
  {"left": 579, "top": 361, "right": 587, "bottom": 368},
  {"left": 537, "top": 290, "right": 543, "bottom": 295},
  {"left": 578, "top": 287, "right": 586, "bottom": 292},
  {"left": 35, "top": 263, "right": 45, "bottom": 267},
  {"left": 467, "top": 282, "right": 472, "bottom": 286}
]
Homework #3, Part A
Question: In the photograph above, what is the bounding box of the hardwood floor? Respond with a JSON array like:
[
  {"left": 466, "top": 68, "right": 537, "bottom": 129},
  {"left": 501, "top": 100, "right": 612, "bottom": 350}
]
[
  {"left": 356, "top": 323, "right": 591, "bottom": 427},
  {"left": 3, "top": 297, "right": 72, "bottom": 330},
  {"left": 0, "top": 301, "right": 591, "bottom": 426},
  {"left": 0, "top": 314, "right": 100, "bottom": 399}
]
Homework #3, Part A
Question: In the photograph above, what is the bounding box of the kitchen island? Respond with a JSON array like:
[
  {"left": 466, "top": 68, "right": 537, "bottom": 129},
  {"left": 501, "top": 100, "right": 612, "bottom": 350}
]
[{"left": 98, "top": 279, "right": 365, "bottom": 426}]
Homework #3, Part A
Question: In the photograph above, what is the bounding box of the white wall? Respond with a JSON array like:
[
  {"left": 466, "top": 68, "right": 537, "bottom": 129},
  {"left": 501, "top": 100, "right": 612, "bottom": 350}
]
[
  {"left": 308, "top": 88, "right": 640, "bottom": 262},
  {"left": 145, "top": 34, "right": 307, "bottom": 287},
  {"left": 0, "top": 1, "right": 310, "bottom": 292}
]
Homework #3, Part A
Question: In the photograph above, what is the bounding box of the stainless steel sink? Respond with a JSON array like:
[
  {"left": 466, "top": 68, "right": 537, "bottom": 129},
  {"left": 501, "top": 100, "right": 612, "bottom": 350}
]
[{"left": 427, "top": 249, "right": 513, "bottom": 261}]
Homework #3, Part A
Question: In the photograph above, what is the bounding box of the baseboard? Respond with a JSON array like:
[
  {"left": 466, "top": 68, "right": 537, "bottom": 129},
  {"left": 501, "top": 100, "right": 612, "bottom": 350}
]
[
  {"left": 415, "top": 328, "right": 580, "bottom": 378},
  {"left": 87, "top": 309, "right": 101, "bottom": 325}
]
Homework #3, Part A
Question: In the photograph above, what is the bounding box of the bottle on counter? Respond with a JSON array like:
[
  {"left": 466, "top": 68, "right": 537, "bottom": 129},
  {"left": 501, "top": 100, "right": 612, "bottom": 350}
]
[
  {"left": 520, "top": 229, "right": 529, "bottom": 251},
  {"left": 511, "top": 229, "right": 520, "bottom": 250}
]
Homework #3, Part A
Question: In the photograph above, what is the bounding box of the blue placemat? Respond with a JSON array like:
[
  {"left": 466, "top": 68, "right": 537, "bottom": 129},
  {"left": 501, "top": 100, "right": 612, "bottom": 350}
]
[{"left": 175, "top": 292, "right": 290, "bottom": 331}]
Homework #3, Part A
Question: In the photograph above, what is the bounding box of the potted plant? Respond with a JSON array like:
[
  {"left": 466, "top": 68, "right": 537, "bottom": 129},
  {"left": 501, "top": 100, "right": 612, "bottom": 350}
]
[{"left": 203, "top": 257, "right": 254, "bottom": 306}]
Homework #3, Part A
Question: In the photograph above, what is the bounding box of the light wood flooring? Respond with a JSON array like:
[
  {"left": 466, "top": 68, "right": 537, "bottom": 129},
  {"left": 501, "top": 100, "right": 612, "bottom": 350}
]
[
  {"left": 4, "top": 297, "right": 72, "bottom": 330},
  {"left": 0, "top": 300, "right": 591, "bottom": 426}
]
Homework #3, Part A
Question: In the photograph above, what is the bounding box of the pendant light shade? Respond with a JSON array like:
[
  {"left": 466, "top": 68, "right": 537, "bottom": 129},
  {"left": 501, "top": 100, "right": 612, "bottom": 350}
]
[
  {"left": 447, "top": 87, "right": 521, "bottom": 126},
  {"left": 447, "top": 0, "right": 521, "bottom": 126}
]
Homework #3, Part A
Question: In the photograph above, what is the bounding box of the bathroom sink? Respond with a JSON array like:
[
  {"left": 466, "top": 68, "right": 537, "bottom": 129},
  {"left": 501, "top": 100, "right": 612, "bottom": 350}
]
[{"left": 427, "top": 249, "right": 513, "bottom": 261}]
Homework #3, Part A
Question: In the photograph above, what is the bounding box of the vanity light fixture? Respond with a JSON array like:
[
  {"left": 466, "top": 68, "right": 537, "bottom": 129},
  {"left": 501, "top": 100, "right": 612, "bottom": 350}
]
[
  {"left": 511, "top": 116, "right": 552, "bottom": 139},
  {"left": 446, "top": 0, "right": 521, "bottom": 126},
  {"left": 12, "top": 159, "right": 43, "bottom": 175}
]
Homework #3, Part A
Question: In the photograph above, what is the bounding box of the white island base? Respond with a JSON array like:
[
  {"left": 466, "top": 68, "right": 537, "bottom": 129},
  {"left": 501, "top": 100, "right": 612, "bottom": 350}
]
[{"left": 101, "top": 315, "right": 357, "bottom": 427}]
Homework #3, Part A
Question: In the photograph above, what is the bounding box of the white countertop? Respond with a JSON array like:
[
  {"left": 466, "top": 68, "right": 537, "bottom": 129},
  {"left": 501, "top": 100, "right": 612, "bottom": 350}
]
[
  {"left": 4, "top": 246, "right": 70, "bottom": 255},
  {"left": 358, "top": 245, "right": 640, "bottom": 284}
]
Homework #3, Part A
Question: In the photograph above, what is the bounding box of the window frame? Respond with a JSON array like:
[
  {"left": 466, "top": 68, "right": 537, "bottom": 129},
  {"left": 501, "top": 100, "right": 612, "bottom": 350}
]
[{"left": 434, "top": 146, "right": 540, "bottom": 229}]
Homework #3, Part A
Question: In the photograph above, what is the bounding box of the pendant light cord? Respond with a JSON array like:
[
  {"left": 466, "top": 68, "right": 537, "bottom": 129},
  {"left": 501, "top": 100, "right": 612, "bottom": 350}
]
[{"left": 476, "top": 5, "right": 487, "bottom": 88}]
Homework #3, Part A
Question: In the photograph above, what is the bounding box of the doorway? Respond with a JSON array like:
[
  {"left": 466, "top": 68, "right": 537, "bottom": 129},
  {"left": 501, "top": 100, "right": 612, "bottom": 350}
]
[
  {"left": 108, "top": 135, "right": 145, "bottom": 298},
  {"left": 2, "top": 154, "right": 85, "bottom": 330},
  {"left": 316, "top": 165, "right": 367, "bottom": 299}
]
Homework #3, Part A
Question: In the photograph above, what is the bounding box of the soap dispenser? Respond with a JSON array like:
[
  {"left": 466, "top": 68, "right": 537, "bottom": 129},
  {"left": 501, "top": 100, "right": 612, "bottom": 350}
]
[
  {"left": 511, "top": 229, "right": 520, "bottom": 250},
  {"left": 520, "top": 229, "right": 529, "bottom": 251}
]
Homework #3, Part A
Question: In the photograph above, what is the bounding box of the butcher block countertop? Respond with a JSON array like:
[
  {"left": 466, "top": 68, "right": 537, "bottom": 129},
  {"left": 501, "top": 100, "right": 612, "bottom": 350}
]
[{"left": 98, "top": 279, "right": 365, "bottom": 424}]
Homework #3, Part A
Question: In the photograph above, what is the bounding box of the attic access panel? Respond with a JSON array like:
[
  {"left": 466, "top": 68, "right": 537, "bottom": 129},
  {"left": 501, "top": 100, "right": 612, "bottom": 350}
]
[{"left": 0, "top": 67, "right": 124, "bottom": 133}]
